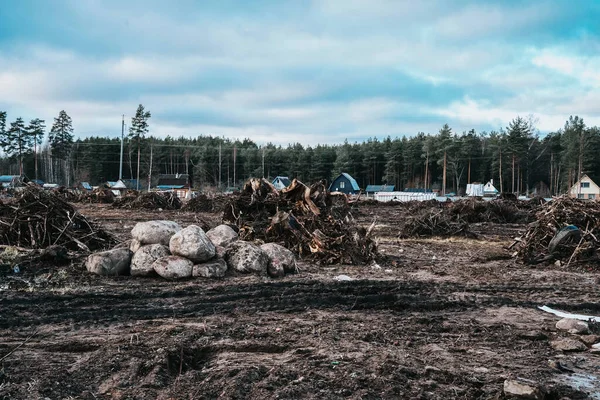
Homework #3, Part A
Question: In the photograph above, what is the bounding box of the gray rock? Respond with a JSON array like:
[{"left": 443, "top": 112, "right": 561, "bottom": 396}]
[
  {"left": 193, "top": 258, "right": 228, "bottom": 278},
  {"left": 206, "top": 225, "right": 238, "bottom": 248},
  {"left": 131, "top": 221, "right": 182, "bottom": 246},
  {"left": 260, "top": 243, "right": 297, "bottom": 275},
  {"left": 334, "top": 274, "right": 354, "bottom": 281},
  {"left": 503, "top": 379, "right": 543, "bottom": 399},
  {"left": 130, "top": 239, "right": 142, "bottom": 253},
  {"left": 579, "top": 334, "right": 600, "bottom": 346},
  {"left": 225, "top": 241, "right": 269, "bottom": 274},
  {"left": 131, "top": 244, "right": 170, "bottom": 276},
  {"left": 215, "top": 245, "right": 227, "bottom": 259},
  {"left": 556, "top": 318, "right": 589, "bottom": 334},
  {"left": 86, "top": 248, "right": 132, "bottom": 276},
  {"left": 152, "top": 256, "right": 193, "bottom": 279},
  {"left": 550, "top": 338, "right": 587, "bottom": 352},
  {"left": 169, "top": 225, "right": 216, "bottom": 262}
]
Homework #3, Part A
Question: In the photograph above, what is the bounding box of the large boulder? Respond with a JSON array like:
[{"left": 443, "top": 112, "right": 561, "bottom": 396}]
[
  {"left": 130, "top": 244, "right": 170, "bottom": 277},
  {"left": 152, "top": 256, "right": 193, "bottom": 279},
  {"left": 556, "top": 318, "right": 589, "bottom": 334},
  {"left": 503, "top": 379, "right": 543, "bottom": 399},
  {"left": 169, "top": 225, "right": 216, "bottom": 262},
  {"left": 130, "top": 239, "right": 142, "bottom": 253},
  {"left": 193, "top": 258, "right": 228, "bottom": 278},
  {"left": 225, "top": 241, "right": 269, "bottom": 274},
  {"left": 86, "top": 248, "right": 132, "bottom": 276},
  {"left": 206, "top": 225, "right": 238, "bottom": 248},
  {"left": 131, "top": 221, "right": 182, "bottom": 246},
  {"left": 260, "top": 243, "right": 297, "bottom": 276}
]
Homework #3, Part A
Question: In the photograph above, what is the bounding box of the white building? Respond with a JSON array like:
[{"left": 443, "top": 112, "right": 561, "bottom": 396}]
[{"left": 569, "top": 174, "right": 600, "bottom": 200}]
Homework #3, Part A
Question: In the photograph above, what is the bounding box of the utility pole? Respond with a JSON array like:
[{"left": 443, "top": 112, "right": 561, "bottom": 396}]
[
  {"left": 512, "top": 154, "right": 515, "bottom": 193},
  {"left": 499, "top": 147, "right": 503, "bottom": 193},
  {"left": 261, "top": 146, "right": 265, "bottom": 178},
  {"left": 119, "top": 115, "right": 124, "bottom": 180},
  {"left": 218, "top": 143, "right": 222, "bottom": 189},
  {"left": 148, "top": 143, "right": 153, "bottom": 191},
  {"left": 442, "top": 151, "right": 447, "bottom": 196},
  {"left": 424, "top": 150, "right": 429, "bottom": 191},
  {"left": 233, "top": 145, "right": 237, "bottom": 185}
]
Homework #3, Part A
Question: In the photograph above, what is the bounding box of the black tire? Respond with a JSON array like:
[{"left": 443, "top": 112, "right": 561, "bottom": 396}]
[{"left": 548, "top": 226, "right": 581, "bottom": 254}]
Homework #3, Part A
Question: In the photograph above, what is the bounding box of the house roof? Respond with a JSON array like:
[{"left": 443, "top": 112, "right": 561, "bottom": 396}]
[
  {"left": 157, "top": 174, "right": 189, "bottom": 187},
  {"left": 571, "top": 174, "right": 599, "bottom": 190},
  {"left": 0, "top": 175, "right": 20, "bottom": 183},
  {"left": 273, "top": 176, "right": 291, "bottom": 187},
  {"left": 340, "top": 173, "right": 360, "bottom": 191},
  {"left": 365, "top": 184, "right": 395, "bottom": 192},
  {"left": 120, "top": 179, "right": 139, "bottom": 189},
  {"left": 157, "top": 185, "right": 185, "bottom": 190}
]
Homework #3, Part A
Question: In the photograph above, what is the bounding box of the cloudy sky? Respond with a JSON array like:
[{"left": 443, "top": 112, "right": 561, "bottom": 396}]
[{"left": 0, "top": 0, "right": 599, "bottom": 145}]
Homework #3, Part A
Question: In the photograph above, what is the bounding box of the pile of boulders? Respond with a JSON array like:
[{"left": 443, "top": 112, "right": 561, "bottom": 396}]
[{"left": 85, "top": 220, "right": 297, "bottom": 279}]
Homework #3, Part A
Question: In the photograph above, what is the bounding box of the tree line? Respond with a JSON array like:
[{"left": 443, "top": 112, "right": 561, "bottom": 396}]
[{"left": 1, "top": 106, "right": 598, "bottom": 196}]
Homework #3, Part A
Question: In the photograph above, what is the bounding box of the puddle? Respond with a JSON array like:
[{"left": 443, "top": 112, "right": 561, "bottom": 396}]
[{"left": 563, "top": 373, "right": 600, "bottom": 399}]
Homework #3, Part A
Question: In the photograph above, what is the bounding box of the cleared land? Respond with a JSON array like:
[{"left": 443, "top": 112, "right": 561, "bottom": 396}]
[{"left": 1, "top": 203, "right": 599, "bottom": 399}]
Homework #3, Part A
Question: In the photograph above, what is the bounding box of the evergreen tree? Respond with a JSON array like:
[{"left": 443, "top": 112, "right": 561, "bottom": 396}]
[
  {"left": 49, "top": 110, "right": 74, "bottom": 185},
  {"left": 27, "top": 118, "right": 45, "bottom": 181},
  {"left": 5, "top": 117, "right": 33, "bottom": 175},
  {"left": 129, "top": 104, "right": 151, "bottom": 190}
]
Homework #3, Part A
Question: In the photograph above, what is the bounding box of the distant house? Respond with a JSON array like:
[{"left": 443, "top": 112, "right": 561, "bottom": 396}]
[
  {"left": 365, "top": 184, "right": 395, "bottom": 195},
  {"left": 483, "top": 180, "right": 499, "bottom": 197},
  {"left": 156, "top": 174, "right": 191, "bottom": 198},
  {"left": 0, "top": 175, "right": 27, "bottom": 189},
  {"left": 272, "top": 176, "right": 292, "bottom": 190},
  {"left": 120, "top": 179, "right": 140, "bottom": 190},
  {"left": 570, "top": 174, "right": 600, "bottom": 200},
  {"left": 329, "top": 173, "right": 360, "bottom": 194},
  {"left": 466, "top": 182, "right": 484, "bottom": 197}
]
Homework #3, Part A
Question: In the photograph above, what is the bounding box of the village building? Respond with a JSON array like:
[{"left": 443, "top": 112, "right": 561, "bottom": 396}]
[
  {"left": 272, "top": 176, "right": 291, "bottom": 190},
  {"left": 329, "top": 173, "right": 360, "bottom": 194},
  {"left": 569, "top": 174, "right": 600, "bottom": 200},
  {"left": 156, "top": 173, "right": 191, "bottom": 198},
  {"left": 365, "top": 184, "right": 395, "bottom": 196}
]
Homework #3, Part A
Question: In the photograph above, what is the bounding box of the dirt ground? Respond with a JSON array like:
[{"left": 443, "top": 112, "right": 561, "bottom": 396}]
[{"left": 1, "top": 203, "right": 600, "bottom": 399}]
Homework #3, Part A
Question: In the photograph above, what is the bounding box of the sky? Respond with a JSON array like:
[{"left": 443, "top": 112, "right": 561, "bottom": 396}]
[{"left": 0, "top": 0, "right": 599, "bottom": 146}]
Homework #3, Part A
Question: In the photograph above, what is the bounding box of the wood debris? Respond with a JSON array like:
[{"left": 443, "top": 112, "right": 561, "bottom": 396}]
[
  {"left": 223, "top": 178, "right": 377, "bottom": 265},
  {"left": 0, "top": 187, "right": 116, "bottom": 251}
]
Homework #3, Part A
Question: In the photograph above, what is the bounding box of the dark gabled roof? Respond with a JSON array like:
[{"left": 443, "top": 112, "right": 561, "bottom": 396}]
[
  {"left": 365, "top": 184, "right": 395, "bottom": 192},
  {"left": 329, "top": 173, "right": 360, "bottom": 191},
  {"left": 273, "top": 176, "right": 291, "bottom": 187},
  {"left": 157, "top": 174, "right": 190, "bottom": 187},
  {"left": 120, "top": 179, "right": 139, "bottom": 189}
]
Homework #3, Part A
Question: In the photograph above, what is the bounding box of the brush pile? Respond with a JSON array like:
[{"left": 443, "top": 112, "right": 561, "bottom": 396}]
[
  {"left": 223, "top": 178, "right": 377, "bottom": 265},
  {"left": 399, "top": 208, "right": 473, "bottom": 238},
  {"left": 0, "top": 187, "right": 116, "bottom": 251},
  {"left": 113, "top": 191, "right": 182, "bottom": 210},
  {"left": 448, "top": 198, "right": 534, "bottom": 224},
  {"left": 79, "top": 188, "right": 115, "bottom": 204},
  {"left": 183, "top": 194, "right": 229, "bottom": 213},
  {"left": 517, "top": 196, "right": 600, "bottom": 264}
]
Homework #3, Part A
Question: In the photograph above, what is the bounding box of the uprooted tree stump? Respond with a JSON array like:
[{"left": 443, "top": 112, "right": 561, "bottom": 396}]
[
  {"left": 223, "top": 178, "right": 377, "bottom": 265},
  {"left": 0, "top": 187, "right": 116, "bottom": 251}
]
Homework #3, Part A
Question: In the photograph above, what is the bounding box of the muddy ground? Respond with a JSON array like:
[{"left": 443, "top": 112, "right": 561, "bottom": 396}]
[{"left": 1, "top": 203, "right": 600, "bottom": 399}]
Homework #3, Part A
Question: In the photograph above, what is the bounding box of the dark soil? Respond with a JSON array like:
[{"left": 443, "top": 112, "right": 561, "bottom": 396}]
[{"left": 0, "top": 203, "right": 599, "bottom": 399}]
